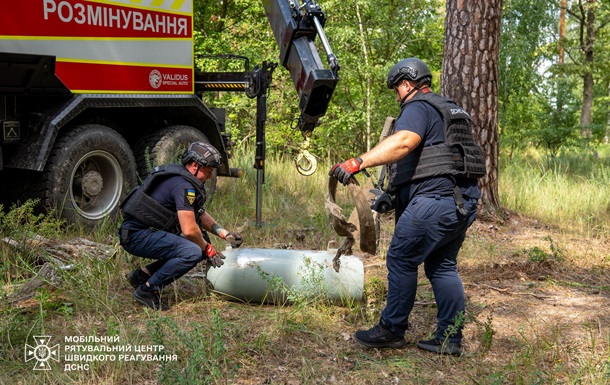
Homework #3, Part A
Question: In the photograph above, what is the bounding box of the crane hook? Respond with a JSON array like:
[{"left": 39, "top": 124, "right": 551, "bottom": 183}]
[
  {"left": 295, "top": 150, "right": 317, "bottom": 176},
  {"left": 294, "top": 137, "right": 317, "bottom": 176}
]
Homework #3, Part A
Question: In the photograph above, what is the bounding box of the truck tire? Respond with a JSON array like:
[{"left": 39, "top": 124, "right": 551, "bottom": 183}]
[
  {"left": 134, "top": 125, "right": 217, "bottom": 195},
  {"left": 39, "top": 124, "right": 137, "bottom": 226}
]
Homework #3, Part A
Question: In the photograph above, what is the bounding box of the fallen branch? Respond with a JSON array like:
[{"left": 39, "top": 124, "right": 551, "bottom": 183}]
[
  {"left": 3, "top": 236, "right": 116, "bottom": 305},
  {"left": 364, "top": 262, "right": 386, "bottom": 269},
  {"left": 466, "top": 283, "right": 551, "bottom": 300},
  {"left": 7, "top": 262, "right": 60, "bottom": 305}
]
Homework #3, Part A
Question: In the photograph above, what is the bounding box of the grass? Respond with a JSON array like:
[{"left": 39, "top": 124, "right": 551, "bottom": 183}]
[
  {"left": 0, "top": 145, "right": 609, "bottom": 384},
  {"left": 499, "top": 146, "right": 610, "bottom": 237},
  {"left": 207, "top": 145, "right": 352, "bottom": 250}
]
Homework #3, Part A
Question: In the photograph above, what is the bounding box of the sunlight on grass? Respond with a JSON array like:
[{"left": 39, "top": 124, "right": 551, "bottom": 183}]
[
  {"left": 1, "top": 146, "right": 610, "bottom": 384},
  {"left": 206, "top": 145, "right": 351, "bottom": 250},
  {"left": 499, "top": 147, "right": 610, "bottom": 237}
]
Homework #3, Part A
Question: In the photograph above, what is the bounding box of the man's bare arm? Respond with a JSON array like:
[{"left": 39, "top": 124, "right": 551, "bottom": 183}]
[
  {"left": 199, "top": 211, "right": 229, "bottom": 239},
  {"left": 177, "top": 210, "right": 208, "bottom": 250},
  {"left": 359, "top": 130, "right": 422, "bottom": 169}
]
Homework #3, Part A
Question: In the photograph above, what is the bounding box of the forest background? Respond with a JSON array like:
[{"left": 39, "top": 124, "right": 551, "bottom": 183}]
[
  {"left": 2, "top": 1, "right": 610, "bottom": 384},
  {"left": 196, "top": 0, "right": 610, "bottom": 162}
]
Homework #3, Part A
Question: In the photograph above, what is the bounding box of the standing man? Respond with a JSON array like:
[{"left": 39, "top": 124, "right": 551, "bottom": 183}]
[
  {"left": 119, "top": 141, "right": 243, "bottom": 310},
  {"left": 329, "top": 58, "right": 485, "bottom": 355}
]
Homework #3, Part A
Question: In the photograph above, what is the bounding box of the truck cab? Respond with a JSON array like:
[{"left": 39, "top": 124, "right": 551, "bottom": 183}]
[{"left": 0, "top": 0, "right": 338, "bottom": 227}]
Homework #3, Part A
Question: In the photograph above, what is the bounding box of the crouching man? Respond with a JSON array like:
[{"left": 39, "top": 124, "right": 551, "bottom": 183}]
[{"left": 119, "top": 142, "right": 242, "bottom": 310}]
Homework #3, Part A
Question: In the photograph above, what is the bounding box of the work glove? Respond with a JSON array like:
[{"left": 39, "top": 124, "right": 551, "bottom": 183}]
[
  {"left": 224, "top": 232, "right": 243, "bottom": 248},
  {"left": 204, "top": 243, "right": 226, "bottom": 268},
  {"left": 329, "top": 157, "right": 363, "bottom": 185}
]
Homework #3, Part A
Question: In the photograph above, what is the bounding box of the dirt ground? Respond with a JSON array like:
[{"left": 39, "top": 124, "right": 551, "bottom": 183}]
[
  {"left": 5, "top": 210, "right": 609, "bottom": 384},
  {"left": 435, "top": 211, "right": 608, "bottom": 366},
  {"left": 220, "top": 210, "right": 610, "bottom": 383},
  {"left": 462, "top": 214, "right": 610, "bottom": 349}
]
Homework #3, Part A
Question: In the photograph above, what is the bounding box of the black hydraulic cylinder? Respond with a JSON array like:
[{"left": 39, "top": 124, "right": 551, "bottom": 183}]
[
  {"left": 261, "top": 0, "right": 339, "bottom": 137},
  {"left": 254, "top": 91, "right": 266, "bottom": 226}
]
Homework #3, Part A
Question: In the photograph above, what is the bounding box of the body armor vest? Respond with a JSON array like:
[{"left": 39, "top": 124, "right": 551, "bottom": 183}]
[
  {"left": 385, "top": 92, "right": 486, "bottom": 193},
  {"left": 120, "top": 164, "right": 205, "bottom": 233}
]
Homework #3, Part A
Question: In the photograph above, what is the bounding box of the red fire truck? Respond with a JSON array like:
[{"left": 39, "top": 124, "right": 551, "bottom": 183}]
[{"left": 0, "top": 0, "right": 338, "bottom": 226}]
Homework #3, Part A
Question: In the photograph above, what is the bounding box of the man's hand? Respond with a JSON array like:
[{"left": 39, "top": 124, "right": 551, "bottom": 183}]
[
  {"left": 225, "top": 232, "right": 243, "bottom": 248},
  {"left": 329, "top": 157, "right": 363, "bottom": 185},
  {"left": 204, "top": 243, "right": 226, "bottom": 268}
]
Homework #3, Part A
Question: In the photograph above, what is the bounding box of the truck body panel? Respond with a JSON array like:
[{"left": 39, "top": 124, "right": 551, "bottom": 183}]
[{"left": 0, "top": 0, "right": 194, "bottom": 94}]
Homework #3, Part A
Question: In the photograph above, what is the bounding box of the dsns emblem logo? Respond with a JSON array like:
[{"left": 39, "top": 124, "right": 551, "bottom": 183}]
[
  {"left": 25, "top": 335, "right": 60, "bottom": 370},
  {"left": 149, "top": 70, "right": 163, "bottom": 89}
]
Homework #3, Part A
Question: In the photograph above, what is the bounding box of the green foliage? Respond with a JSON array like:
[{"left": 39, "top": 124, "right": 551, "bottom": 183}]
[
  {"left": 148, "top": 311, "right": 232, "bottom": 384},
  {"left": 251, "top": 254, "right": 340, "bottom": 307},
  {"left": 319, "top": 0, "right": 445, "bottom": 158},
  {"left": 0, "top": 200, "right": 67, "bottom": 282},
  {"left": 500, "top": 1, "right": 572, "bottom": 153},
  {"left": 192, "top": 0, "right": 610, "bottom": 167},
  {"left": 252, "top": 263, "right": 288, "bottom": 304},
  {"left": 286, "top": 256, "right": 327, "bottom": 305},
  {"left": 480, "top": 314, "right": 495, "bottom": 353},
  {"left": 500, "top": 0, "right": 610, "bottom": 152},
  {"left": 361, "top": 275, "right": 387, "bottom": 323},
  {"left": 443, "top": 311, "right": 465, "bottom": 340},
  {"left": 57, "top": 250, "right": 125, "bottom": 314},
  {"left": 520, "top": 236, "right": 565, "bottom": 264},
  {"left": 194, "top": 0, "right": 296, "bottom": 156},
  {"left": 0, "top": 199, "right": 66, "bottom": 241},
  {"left": 192, "top": 0, "right": 446, "bottom": 160}
]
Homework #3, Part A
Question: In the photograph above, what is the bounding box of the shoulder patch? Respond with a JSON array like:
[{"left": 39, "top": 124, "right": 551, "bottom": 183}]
[{"left": 185, "top": 188, "right": 196, "bottom": 206}]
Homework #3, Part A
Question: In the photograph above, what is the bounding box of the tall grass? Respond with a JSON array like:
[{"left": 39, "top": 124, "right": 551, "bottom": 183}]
[
  {"left": 500, "top": 146, "right": 610, "bottom": 237},
  {"left": 206, "top": 145, "right": 347, "bottom": 250},
  {"left": 1, "top": 145, "right": 609, "bottom": 384}
]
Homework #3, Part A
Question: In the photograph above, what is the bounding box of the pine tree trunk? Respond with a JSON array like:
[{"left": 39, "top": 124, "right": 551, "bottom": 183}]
[
  {"left": 441, "top": 0, "right": 503, "bottom": 217},
  {"left": 606, "top": 82, "right": 610, "bottom": 144},
  {"left": 559, "top": 0, "right": 566, "bottom": 64},
  {"left": 579, "top": 0, "right": 596, "bottom": 137},
  {"left": 355, "top": 2, "right": 372, "bottom": 151}
]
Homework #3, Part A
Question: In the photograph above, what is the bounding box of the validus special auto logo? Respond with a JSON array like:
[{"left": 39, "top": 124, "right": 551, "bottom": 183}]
[
  {"left": 25, "top": 335, "right": 60, "bottom": 370},
  {"left": 149, "top": 69, "right": 163, "bottom": 89}
]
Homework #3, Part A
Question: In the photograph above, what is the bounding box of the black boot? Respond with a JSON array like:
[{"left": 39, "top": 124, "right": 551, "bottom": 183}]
[
  {"left": 417, "top": 337, "right": 462, "bottom": 356},
  {"left": 354, "top": 319, "right": 406, "bottom": 348},
  {"left": 132, "top": 284, "right": 168, "bottom": 311},
  {"left": 125, "top": 268, "right": 148, "bottom": 289}
]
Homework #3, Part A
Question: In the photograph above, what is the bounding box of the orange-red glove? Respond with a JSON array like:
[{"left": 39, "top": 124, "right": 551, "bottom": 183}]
[
  {"left": 204, "top": 243, "right": 225, "bottom": 267},
  {"left": 329, "top": 157, "right": 363, "bottom": 185}
]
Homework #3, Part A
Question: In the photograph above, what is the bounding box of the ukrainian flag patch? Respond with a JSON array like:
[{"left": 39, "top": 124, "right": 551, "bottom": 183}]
[{"left": 185, "top": 189, "right": 196, "bottom": 205}]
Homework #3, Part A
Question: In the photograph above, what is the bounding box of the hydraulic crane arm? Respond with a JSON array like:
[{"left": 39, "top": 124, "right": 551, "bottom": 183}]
[
  {"left": 262, "top": 0, "right": 340, "bottom": 137},
  {"left": 194, "top": 0, "right": 340, "bottom": 226}
]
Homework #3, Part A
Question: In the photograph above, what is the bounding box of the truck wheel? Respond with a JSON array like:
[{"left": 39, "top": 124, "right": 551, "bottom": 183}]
[
  {"left": 40, "top": 124, "right": 137, "bottom": 226},
  {"left": 134, "top": 125, "right": 217, "bottom": 195}
]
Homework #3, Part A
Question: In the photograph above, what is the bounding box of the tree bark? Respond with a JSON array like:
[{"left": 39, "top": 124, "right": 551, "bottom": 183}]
[
  {"left": 579, "top": 0, "right": 596, "bottom": 137},
  {"left": 441, "top": 0, "right": 503, "bottom": 216},
  {"left": 215, "top": 0, "right": 229, "bottom": 33},
  {"left": 355, "top": 2, "right": 372, "bottom": 151},
  {"left": 606, "top": 82, "right": 610, "bottom": 144},
  {"left": 559, "top": 0, "right": 567, "bottom": 64},
  {"left": 564, "top": 0, "right": 605, "bottom": 138}
]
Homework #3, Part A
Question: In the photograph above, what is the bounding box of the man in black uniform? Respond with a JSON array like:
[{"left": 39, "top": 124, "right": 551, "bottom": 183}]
[
  {"left": 119, "top": 141, "right": 242, "bottom": 310},
  {"left": 330, "top": 58, "right": 485, "bottom": 355}
]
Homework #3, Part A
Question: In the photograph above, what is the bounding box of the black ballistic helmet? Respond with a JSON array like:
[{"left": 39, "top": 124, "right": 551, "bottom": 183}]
[
  {"left": 386, "top": 57, "right": 432, "bottom": 89},
  {"left": 181, "top": 141, "right": 221, "bottom": 168}
]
